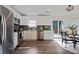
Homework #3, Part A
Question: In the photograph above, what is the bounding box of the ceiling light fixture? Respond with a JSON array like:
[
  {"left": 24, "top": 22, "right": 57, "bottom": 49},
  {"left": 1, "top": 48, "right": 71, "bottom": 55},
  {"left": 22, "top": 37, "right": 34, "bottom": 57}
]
[{"left": 66, "top": 5, "right": 74, "bottom": 11}]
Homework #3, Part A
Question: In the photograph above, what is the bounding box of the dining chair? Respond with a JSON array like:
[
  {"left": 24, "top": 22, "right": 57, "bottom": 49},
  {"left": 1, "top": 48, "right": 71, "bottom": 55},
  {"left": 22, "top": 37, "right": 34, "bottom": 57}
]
[
  {"left": 61, "top": 31, "right": 75, "bottom": 48},
  {"left": 73, "top": 35, "right": 79, "bottom": 48}
]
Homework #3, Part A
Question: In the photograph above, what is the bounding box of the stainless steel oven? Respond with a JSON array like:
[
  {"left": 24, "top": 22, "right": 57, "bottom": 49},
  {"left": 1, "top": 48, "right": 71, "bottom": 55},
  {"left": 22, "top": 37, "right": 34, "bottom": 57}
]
[{"left": 14, "top": 18, "right": 20, "bottom": 32}]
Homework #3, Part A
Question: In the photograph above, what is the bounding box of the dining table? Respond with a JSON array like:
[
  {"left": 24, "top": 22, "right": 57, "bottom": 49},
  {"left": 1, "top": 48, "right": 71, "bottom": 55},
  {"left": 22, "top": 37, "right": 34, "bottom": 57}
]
[{"left": 67, "top": 33, "right": 79, "bottom": 48}]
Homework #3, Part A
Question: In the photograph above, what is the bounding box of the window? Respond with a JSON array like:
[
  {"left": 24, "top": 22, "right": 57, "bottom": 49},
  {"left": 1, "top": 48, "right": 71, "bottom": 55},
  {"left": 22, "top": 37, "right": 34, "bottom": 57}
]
[
  {"left": 28, "top": 20, "right": 37, "bottom": 30},
  {"left": 28, "top": 20, "right": 36, "bottom": 27}
]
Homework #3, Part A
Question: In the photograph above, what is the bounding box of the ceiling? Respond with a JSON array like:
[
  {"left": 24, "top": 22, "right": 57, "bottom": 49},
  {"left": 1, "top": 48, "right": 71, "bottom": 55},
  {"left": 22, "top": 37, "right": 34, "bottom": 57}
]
[{"left": 10, "top": 5, "right": 79, "bottom": 16}]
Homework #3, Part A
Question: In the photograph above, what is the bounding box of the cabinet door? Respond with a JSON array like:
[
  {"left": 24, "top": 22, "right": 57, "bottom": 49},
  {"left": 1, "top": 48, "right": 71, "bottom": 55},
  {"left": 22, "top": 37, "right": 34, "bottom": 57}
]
[
  {"left": 31, "top": 31, "right": 37, "bottom": 40},
  {"left": 23, "top": 31, "right": 31, "bottom": 40},
  {"left": 13, "top": 32, "right": 18, "bottom": 48},
  {"left": 23, "top": 31, "right": 37, "bottom": 40}
]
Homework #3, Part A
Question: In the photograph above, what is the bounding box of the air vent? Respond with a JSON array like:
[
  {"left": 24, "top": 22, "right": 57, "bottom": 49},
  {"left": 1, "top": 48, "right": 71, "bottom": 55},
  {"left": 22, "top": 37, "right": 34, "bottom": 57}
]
[{"left": 37, "top": 14, "right": 50, "bottom": 16}]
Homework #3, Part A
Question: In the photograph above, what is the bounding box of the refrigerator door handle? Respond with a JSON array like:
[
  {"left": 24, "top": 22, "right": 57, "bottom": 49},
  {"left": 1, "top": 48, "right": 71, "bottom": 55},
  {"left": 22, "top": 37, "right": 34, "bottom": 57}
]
[{"left": 1, "top": 15, "right": 6, "bottom": 45}]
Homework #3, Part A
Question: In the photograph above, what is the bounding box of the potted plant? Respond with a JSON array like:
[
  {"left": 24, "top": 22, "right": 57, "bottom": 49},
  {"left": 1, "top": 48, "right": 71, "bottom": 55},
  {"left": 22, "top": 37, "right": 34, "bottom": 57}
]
[{"left": 67, "top": 24, "right": 78, "bottom": 35}]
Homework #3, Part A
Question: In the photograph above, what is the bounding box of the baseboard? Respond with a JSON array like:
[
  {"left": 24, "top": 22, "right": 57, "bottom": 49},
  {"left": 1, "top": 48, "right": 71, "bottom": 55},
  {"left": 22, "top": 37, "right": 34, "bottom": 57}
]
[{"left": 22, "top": 39, "right": 53, "bottom": 42}]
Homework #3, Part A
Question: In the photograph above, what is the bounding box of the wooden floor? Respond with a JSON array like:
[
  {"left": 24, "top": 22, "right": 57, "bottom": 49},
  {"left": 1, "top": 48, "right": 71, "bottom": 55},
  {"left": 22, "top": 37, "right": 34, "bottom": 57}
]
[{"left": 14, "top": 40, "right": 73, "bottom": 54}]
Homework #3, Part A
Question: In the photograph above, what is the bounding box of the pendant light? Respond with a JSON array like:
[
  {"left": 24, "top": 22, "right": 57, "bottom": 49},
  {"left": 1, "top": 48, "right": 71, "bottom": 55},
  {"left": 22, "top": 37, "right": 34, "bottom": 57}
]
[{"left": 66, "top": 5, "right": 74, "bottom": 11}]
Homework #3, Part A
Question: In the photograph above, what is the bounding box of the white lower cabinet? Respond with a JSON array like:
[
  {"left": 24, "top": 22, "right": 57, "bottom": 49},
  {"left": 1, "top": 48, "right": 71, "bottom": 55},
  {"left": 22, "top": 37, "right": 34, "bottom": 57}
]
[
  {"left": 44, "top": 31, "right": 53, "bottom": 40},
  {"left": 23, "top": 31, "right": 37, "bottom": 40},
  {"left": 13, "top": 32, "right": 18, "bottom": 49}
]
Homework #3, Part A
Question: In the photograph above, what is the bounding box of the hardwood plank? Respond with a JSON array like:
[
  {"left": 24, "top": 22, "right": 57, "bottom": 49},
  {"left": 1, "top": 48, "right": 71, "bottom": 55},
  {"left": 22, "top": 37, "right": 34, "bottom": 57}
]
[{"left": 14, "top": 40, "right": 73, "bottom": 54}]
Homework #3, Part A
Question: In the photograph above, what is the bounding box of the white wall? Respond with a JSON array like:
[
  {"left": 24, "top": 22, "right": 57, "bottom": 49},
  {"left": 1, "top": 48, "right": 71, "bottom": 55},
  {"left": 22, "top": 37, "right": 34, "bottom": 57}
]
[
  {"left": 20, "top": 16, "right": 52, "bottom": 25},
  {"left": 37, "top": 16, "right": 51, "bottom": 25}
]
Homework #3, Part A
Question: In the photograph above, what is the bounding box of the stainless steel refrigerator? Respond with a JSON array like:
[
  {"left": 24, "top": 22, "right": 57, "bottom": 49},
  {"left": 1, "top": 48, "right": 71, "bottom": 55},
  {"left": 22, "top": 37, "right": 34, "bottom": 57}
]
[{"left": 0, "top": 5, "right": 14, "bottom": 54}]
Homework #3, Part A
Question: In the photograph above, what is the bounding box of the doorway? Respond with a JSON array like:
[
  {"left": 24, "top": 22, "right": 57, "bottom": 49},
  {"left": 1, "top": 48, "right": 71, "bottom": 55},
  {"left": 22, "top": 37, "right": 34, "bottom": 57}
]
[
  {"left": 52, "top": 20, "right": 62, "bottom": 38},
  {"left": 53, "top": 20, "right": 62, "bottom": 34}
]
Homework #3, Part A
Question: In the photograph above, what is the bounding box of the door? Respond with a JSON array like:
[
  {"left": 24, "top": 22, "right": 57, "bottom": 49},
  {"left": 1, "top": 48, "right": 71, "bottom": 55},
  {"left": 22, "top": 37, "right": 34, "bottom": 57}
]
[
  {"left": 2, "top": 6, "right": 14, "bottom": 54},
  {"left": 0, "top": 14, "right": 3, "bottom": 54},
  {"left": 53, "top": 21, "right": 58, "bottom": 34},
  {"left": 0, "top": 5, "right": 5, "bottom": 54},
  {"left": 0, "top": 10, "right": 6, "bottom": 54},
  {"left": 53, "top": 20, "right": 62, "bottom": 34}
]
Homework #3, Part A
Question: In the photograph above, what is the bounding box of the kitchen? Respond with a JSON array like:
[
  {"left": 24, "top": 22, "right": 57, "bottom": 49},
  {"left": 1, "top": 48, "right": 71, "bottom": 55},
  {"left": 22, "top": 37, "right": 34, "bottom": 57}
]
[
  {"left": 1, "top": 5, "right": 79, "bottom": 54},
  {"left": 0, "top": 5, "right": 54, "bottom": 54}
]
